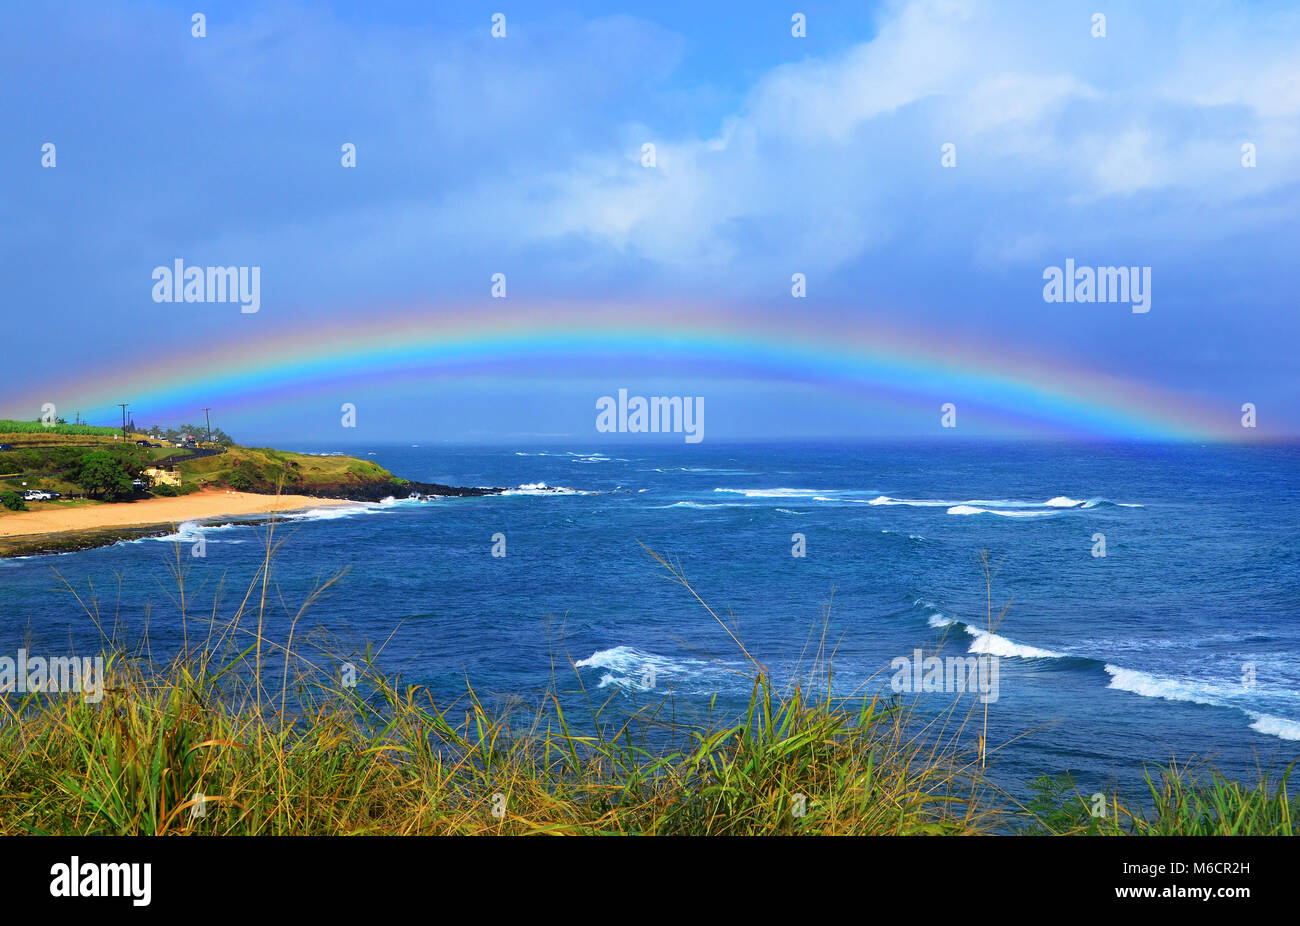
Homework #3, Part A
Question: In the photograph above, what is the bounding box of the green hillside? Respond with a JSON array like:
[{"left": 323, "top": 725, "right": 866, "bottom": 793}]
[{"left": 0, "top": 422, "right": 395, "bottom": 504}]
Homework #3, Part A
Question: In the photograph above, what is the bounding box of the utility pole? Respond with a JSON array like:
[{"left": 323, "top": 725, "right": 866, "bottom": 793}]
[
  {"left": 118, "top": 403, "right": 129, "bottom": 441},
  {"left": 202, "top": 407, "right": 212, "bottom": 443}
]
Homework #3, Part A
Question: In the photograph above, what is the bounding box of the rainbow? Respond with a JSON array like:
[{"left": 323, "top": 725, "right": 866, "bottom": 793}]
[{"left": 12, "top": 303, "right": 1240, "bottom": 440}]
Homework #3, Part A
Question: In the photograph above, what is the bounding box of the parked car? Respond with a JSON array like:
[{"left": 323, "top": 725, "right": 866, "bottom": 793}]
[
  {"left": 135, "top": 439, "right": 152, "bottom": 446},
  {"left": 22, "top": 490, "right": 54, "bottom": 501},
  {"left": 0, "top": 443, "right": 14, "bottom": 451}
]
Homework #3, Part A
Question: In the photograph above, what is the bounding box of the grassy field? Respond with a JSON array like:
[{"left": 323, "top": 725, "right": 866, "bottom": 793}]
[
  {"left": 0, "top": 419, "right": 121, "bottom": 437},
  {"left": 0, "top": 535, "right": 1291, "bottom": 836},
  {"left": 178, "top": 446, "right": 394, "bottom": 493}
]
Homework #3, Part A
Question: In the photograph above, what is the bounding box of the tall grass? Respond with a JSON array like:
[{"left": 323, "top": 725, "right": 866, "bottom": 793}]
[
  {"left": 1020, "top": 764, "right": 1296, "bottom": 835},
  {"left": 0, "top": 502, "right": 1292, "bottom": 835}
]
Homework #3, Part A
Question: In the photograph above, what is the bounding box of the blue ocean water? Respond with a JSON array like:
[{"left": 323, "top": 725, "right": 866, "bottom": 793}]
[{"left": 2, "top": 440, "right": 1298, "bottom": 799}]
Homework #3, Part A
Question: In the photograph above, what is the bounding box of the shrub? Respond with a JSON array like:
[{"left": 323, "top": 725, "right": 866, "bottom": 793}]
[
  {"left": 0, "top": 491, "right": 27, "bottom": 511},
  {"left": 152, "top": 483, "right": 179, "bottom": 497},
  {"left": 227, "top": 471, "right": 254, "bottom": 492}
]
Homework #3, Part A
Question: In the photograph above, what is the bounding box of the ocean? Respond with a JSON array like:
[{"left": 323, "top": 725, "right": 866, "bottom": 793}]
[{"left": 3, "top": 440, "right": 1297, "bottom": 799}]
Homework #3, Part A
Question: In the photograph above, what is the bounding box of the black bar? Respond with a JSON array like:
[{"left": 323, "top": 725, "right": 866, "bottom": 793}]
[{"left": 0, "top": 835, "right": 1282, "bottom": 913}]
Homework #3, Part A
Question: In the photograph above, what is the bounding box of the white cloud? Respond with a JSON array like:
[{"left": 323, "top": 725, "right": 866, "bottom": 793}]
[
  {"left": 88, "top": 0, "right": 1298, "bottom": 293},
  {"left": 496, "top": 0, "right": 1300, "bottom": 274}
]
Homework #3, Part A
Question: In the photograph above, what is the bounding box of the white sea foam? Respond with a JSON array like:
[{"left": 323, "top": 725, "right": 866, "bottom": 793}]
[
  {"left": 1080, "top": 497, "right": 1144, "bottom": 509},
  {"left": 575, "top": 645, "right": 653, "bottom": 672},
  {"left": 923, "top": 607, "right": 1062, "bottom": 657},
  {"left": 144, "top": 519, "right": 244, "bottom": 543},
  {"left": 1103, "top": 665, "right": 1226, "bottom": 707},
  {"left": 574, "top": 645, "right": 716, "bottom": 691},
  {"left": 915, "top": 603, "right": 1299, "bottom": 741},
  {"left": 947, "top": 505, "right": 1061, "bottom": 518},
  {"left": 964, "top": 627, "right": 1065, "bottom": 659},
  {"left": 498, "top": 482, "right": 590, "bottom": 496},
  {"left": 562, "top": 451, "right": 628, "bottom": 463},
  {"left": 869, "top": 495, "right": 952, "bottom": 507},
  {"left": 1103, "top": 665, "right": 1300, "bottom": 741},
  {"left": 710, "top": 489, "right": 886, "bottom": 504},
  {"left": 714, "top": 487, "right": 838, "bottom": 499},
  {"left": 652, "top": 501, "right": 737, "bottom": 509},
  {"left": 1248, "top": 713, "right": 1300, "bottom": 741},
  {"left": 871, "top": 494, "right": 1140, "bottom": 511},
  {"left": 270, "top": 498, "right": 419, "bottom": 524},
  {"left": 286, "top": 506, "right": 373, "bottom": 520},
  {"left": 874, "top": 495, "right": 1050, "bottom": 509}
]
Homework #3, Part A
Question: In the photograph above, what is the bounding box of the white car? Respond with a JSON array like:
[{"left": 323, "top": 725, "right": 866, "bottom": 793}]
[{"left": 22, "top": 490, "right": 54, "bottom": 501}]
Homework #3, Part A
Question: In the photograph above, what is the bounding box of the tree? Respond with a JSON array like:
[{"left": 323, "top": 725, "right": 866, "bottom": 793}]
[
  {"left": 141, "top": 422, "right": 235, "bottom": 444},
  {"left": 74, "top": 451, "right": 134, "bottom": 501}
]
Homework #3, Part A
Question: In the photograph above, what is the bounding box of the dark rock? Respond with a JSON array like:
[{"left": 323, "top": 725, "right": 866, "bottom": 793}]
[{"left": 275, "top": 480, "right": 508, "bottom": 503}]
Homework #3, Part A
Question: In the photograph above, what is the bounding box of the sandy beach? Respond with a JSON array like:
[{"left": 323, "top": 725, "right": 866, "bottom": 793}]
[{"left": 0, "top": 490, "right": 356, "bottom": 539}]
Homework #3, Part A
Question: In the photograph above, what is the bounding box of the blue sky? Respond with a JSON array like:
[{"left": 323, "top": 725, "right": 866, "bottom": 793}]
[{"left": 2, "top": 0, "right": 1297, "bottom": 443}]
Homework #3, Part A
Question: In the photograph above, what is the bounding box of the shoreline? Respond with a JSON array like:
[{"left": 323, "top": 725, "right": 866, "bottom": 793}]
[{"left": 0, "top": 490, "right": 357, "bottom": 558}]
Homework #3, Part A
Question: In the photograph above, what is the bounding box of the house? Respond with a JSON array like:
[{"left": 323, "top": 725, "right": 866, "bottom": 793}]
[{"left": 143, "top": 465, "right": 181, "bottom": 487}]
